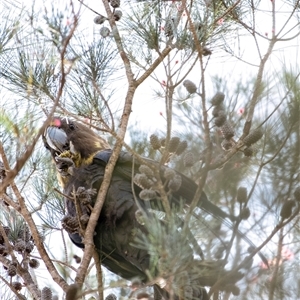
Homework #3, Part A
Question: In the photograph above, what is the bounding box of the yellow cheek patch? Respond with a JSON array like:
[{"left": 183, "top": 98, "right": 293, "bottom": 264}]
[
  {"left": 59, "top": 150, "right": 72, "bottom": 158},
  {"left": 95, "top": 141, "right": 102, "bottom": 148},
  {"left": 57, "top": 150, "right": 97, "bottom": 168},
  {"left": 81, "top": 151, "right": 99, "bottom": 166}
]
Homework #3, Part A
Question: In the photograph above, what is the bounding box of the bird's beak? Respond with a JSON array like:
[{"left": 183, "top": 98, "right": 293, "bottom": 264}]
[{"left": 44, "top": 126, "right": 69, "bottom": 154}]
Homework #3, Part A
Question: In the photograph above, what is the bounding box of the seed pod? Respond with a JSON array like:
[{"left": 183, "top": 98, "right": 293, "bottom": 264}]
[
  {"left": 168, "top": 136, "right": 180, "bottom": 152},
  {"left": 214, "top": 111, "right": 227, "bottom": 127},
  {"left": 7, "top": 263, "right": 17, "bottom": 277},
  {"left": 139, "top": 189, "right": 157, "bottom": 201},
  {"left": 164, "top": 168, "right": 176, "bottom": 180},
  {"left": 243, "top": 128, "right": 263, "bottom": 146},
  {"left": 221, "top": 121, "right": 235, "bottom": 140},
  {"left": 175, "top": 140, "right": 188, "bottom": 155},
  {"left": 244, "top": 146, "right": 254, "bottom": 157},
  {"left": 293, "top": 187, "right": 300, "bottom": 202},
  {"left": 168, "top": 174, "right": 182, "bottom": 192},
  {"left": 134, "top": 174, "right": 153, "bottom": 189},
  {"left": 105, "top": 294, "right": 117, "bottom": 300},
  {"left": 94, "top": 15, "right": 107, "bottom": 25},
  {"left": 12, "top": 281, "right": 22, "bottom": 291},
  {"left": 183, "top": 80, "right": 197, "bottom": 94},
  {"left": 164, "top": 17, "right": 175, "bottom": 37},
  {"left": 150, "top": 134, "right": 161, "bottom": 150},
  {"left": 29, "top": 258, "right": 40, "bottom": 269},
  {"left": 73, "top": 255, "right": 81, "bottom": 264},
  {"left": 110, "top": 0, "right": 120, "bottom": 8},
  {"left": 280, "top": 200, "right": 295, "bottom": 220},
  {"left": 114, "top": 10, "right": 122, "bottom": 21},
  {"left": 41, "top": 287, "right": 52, "bottom": 300},
  {"left": 139, "top": 165, "right": 154, "bottom": 177},
  {"left": 212, "top": 105, "right": 225, "bottom": 117},
  {"left": 212, "top": 106, "right": 220, "bottom": 117},
  {"left": 202, "top": 46, "right": 212, "bottom": 56},
  {"left": 25, "top": 242, "right": 34, "bottom": 253},
  {"left": 18, "top": 226, "right": 31, "bottom": 242},
  {"left": 73, "top": 187, "right": 95, "bottom": 206},
  {"left": 100, "top": 27, "right": 110, "bottom": 38},
  {"left": 211, "top": 92, "right": 225, "bottom": 106},
  {"left": 183, "top": 152, "right": 194, "bottom": 167},
  {"left": 14, "top": 239, "right": 26, "bottom": 253},
  {"left": 240, "top": 207, "right": 250, "bottom": 220},
  {"left": 61, "top": 216, "right": 79, "bottom": 234},
  {"left": 237, "top": 187, "right": 247, "bottom": 203}
]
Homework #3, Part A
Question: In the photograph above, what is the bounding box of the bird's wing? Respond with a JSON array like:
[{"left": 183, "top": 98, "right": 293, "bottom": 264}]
[
  {"left": 93, "top": 150, "right": 235, "bottom": 219},
  {"left": 91, "top": 150, "right": 268, "bottom": 267}
]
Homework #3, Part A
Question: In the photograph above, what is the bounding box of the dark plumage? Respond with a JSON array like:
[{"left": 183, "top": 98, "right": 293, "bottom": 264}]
[{"left": 43, "top": 117, "right": 267, "bottom": 299}]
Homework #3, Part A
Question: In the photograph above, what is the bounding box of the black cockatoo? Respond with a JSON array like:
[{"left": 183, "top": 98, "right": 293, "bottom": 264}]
[{"left": 43, "top": 117, "right": 266, "bottom": 299}]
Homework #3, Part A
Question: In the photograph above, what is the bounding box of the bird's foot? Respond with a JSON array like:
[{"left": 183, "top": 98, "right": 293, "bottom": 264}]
[{"left": 55, "top": 156, "right": 75, "bottom": 176}]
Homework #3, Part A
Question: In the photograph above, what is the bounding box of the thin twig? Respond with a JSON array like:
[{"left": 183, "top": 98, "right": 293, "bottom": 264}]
[{"left": 93, "top": 249, "right": 104, "bottom": 300}]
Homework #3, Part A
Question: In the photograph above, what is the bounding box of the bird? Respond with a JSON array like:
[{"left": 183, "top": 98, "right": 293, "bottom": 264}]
[{"left": 43, "top": 117, "right": 267, "bottom": 299}]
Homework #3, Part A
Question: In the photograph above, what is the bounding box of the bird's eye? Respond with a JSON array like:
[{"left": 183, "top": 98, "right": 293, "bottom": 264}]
[{"left": 69, "top": 123, "right": 75, "bottom": 130}]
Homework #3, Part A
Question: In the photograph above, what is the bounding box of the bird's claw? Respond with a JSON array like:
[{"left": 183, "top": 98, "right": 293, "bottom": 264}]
[{"left": 55, "top": 156, "right": 75, "bottom": 176}]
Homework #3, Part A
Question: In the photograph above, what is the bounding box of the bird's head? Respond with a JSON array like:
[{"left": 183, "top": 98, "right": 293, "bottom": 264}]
[{"left": 43, "top": 117, "right": 110, "bottom": 170}]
